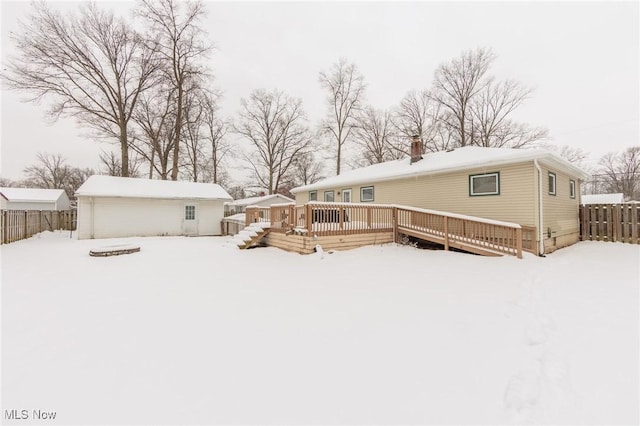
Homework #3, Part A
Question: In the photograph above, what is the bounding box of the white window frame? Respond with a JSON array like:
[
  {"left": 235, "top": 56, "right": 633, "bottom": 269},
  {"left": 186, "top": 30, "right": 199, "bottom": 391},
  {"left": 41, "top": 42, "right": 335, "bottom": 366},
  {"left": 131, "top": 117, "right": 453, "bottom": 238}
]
[
  {"left": 324, "top": 190, "right": 334, "bottom": 202},
  {"left": 548, "top": 172, "right": 557, "bottom": 196},
  {"left": 309, "top": 190, "right": 317, "bottom": 201},
  {"left": 469, "top": 172, "right": 500, "bottom": 196},
  {"left": 360, "top": 186, "right": 374, "bottom": 202},
  {"left": 569, "top": 180, "right": 576, "bottom": 199},
  {"left": 342, "top": 188, "right": 352, "bottom": 203}
]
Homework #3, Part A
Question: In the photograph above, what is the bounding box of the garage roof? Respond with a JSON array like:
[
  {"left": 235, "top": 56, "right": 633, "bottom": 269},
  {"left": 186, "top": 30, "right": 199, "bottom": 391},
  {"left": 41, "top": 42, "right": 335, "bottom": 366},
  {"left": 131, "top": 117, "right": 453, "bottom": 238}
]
[
  {"left": 76, "top": 175, "right": 232, "bottom": 201},
  {"left": 0, "top": 187, "right": 67, "bottom": 203}
]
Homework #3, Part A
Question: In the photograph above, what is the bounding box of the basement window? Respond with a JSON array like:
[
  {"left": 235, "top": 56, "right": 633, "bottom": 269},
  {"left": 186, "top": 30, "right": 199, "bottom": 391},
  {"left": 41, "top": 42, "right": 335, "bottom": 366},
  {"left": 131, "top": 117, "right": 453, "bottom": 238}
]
[
  {"left": 309, "top": 190, "right": 317, "bottom": 201},
  {"left": 549, "top": 172, "right": 557, "bottom": 196},
  {"left": 361, "top": 186, "right": 374, "bottom": 202},
  {"left": 469, "top": 172, "right": 500, "bottom": 196},
  {"left": 569, "top": 180, "right": 576, "bottom": 199}
]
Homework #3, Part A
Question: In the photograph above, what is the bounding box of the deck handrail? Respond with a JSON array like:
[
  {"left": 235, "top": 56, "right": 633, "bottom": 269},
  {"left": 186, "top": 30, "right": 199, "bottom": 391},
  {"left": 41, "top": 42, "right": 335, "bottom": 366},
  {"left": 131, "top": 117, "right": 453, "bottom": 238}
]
[{"left": 258, "top": 202, "right": 524, "bottom": 258}]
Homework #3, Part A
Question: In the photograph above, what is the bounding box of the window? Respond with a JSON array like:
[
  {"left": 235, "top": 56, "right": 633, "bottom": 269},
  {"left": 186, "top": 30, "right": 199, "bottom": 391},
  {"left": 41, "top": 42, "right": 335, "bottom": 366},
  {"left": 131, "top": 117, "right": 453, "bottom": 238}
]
[
  {"left": 185, "top": 205, "right": 196, "bottom": 220},
  {"left": 309, "top": 190, "right": 317, "bottom": 201},
  {"left": 548, "top": 172, "right": 556, "bottom": 195},
  {"left": 324, "top": 191, "right": 334, "bottom": 202},
  {"left": 342, "top": 189, "right": 352, "bottom": 203},
  {"left": 469, "top": 172, "right": 500, "bottom": 196},
  {"left": 569, "top": 180, "right": 576, "bottom": 199},
  {"left": 361, "top": 186, "right": 374, "bottom": 202}
]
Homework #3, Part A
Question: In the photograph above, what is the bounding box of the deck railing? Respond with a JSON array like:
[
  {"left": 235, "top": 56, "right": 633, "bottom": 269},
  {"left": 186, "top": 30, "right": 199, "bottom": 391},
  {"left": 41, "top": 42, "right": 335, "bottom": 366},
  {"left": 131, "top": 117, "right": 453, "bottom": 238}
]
[
  {"left": 244, "top": 206, "right": 271, "bottom": 227},
  {"left": 395, "top": 206, "right": 523, "bottom": 258},
  {"left": 266, "top": 202, "right": 395, "bottom": 236},
  {"left": 256, "top": 202, "right": 525, "bottom": 258}
]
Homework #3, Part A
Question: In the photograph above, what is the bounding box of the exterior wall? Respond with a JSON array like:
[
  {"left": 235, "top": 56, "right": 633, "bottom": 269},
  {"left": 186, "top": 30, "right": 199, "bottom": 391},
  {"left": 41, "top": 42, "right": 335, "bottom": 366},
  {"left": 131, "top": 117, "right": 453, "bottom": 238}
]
[
  {"left": 538, "top": 162, "right": 581, "bottom": 253},
  {"left": 297, "top": 162, "right": 538, "bottom": 227},
  {"left": 77, "top": 196, "right": 224, "bottom": 239},
  {"left": 2, "top": 201, "right": 58, "bottom": 211}
]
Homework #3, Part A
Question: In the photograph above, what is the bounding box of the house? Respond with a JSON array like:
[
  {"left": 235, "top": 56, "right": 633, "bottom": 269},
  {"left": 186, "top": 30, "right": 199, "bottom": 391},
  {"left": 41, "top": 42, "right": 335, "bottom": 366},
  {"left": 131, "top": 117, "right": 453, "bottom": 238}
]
[
  {"left": 0, "top": 187, "right": 70, "bottom": 211},
  {"left": 224, "top": 193, "right": 294, "bottom": 215},
  {"left": 291, "top": 139, "right": 589, "bottom": 255},
  {"left": 581, "top": 193, "right": 625, "bottom": 205},
  {"left": 75, "top": 175, "right": 232, "bottom": 239}
]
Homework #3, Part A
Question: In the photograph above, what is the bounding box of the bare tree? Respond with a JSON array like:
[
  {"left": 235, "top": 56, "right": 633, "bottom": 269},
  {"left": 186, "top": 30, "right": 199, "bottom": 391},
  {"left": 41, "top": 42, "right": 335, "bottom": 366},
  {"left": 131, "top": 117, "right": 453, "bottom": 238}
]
[
  {"left": 23, "top": 153, "right": 94, "bottom": 198},
  {"left": 319, "top": 58, "right": 366, "bottom": 175},
  {"left": 393, "top": 89, "right": 443, "bottom": 154},
  {"left": 282, "top": 152, "right": 324, "bottom": 188},
  {"left": 234, "top": 89, "right": 312, "bottom": 194},
  {"left": 130, "top": 82, "right": 177, "bottom": 179},
  {"left": 0, "top": 178, "right": 19, "bottom": 187},
  {"left": 4, "top": 2, "right": 158, "bottom": 177},
  {"left": 180, "top": 86, "right": 208, "bottom": 182},
  {"left": 598, "top": 147, "right": 640, "bottom": 200},
  {"left": 431, "top": 47, "right": 495, "bottom": 147},
  {"left": 469, "top": 80, "right": 547, "bottom": 148},
  {"left": 136, "top": 0, "right": 211, "bottom": 181},
  {"left": 98, "top": 150, "right": 143, "bottom": 178},
  {"left": 201, "top": 91, "right": 232, "bottom": 185},
  {"left": 353, "top": 107, "right": 401, "bottom": 166}
]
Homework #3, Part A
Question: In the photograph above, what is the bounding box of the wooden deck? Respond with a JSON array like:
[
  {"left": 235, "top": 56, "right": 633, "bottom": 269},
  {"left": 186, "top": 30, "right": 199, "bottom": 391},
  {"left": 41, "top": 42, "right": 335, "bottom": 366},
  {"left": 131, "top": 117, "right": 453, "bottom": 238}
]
[{"left": 246, "top": 203, "right": 527, "bottom": 258}]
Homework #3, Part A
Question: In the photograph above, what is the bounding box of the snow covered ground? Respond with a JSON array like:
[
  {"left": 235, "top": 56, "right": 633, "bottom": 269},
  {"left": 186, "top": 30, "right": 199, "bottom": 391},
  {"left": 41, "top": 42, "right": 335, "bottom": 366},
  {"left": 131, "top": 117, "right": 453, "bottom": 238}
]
[{"left": 2, "top": 231, "right": 638, "bottom": 425}]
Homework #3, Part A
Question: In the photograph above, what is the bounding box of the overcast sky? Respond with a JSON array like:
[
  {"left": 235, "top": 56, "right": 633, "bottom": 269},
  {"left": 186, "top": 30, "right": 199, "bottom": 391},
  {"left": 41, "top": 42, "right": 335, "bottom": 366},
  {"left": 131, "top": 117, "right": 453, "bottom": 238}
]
[{"left": 1, "top": 1, "right": 638, "bottom": 182}]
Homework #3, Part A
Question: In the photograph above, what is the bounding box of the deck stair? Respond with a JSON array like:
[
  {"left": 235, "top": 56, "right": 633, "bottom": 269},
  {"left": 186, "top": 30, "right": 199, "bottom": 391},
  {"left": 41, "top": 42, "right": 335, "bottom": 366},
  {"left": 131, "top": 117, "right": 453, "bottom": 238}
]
[{"left": 233, "top": 223, "right": 271, "bottom": 249}]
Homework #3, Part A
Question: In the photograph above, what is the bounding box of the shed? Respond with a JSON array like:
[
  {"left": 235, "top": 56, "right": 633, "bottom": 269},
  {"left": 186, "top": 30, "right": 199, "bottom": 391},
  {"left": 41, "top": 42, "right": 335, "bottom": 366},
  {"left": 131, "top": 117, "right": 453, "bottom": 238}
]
[
  {"left": 291, "top": 145, "right": 589, "bottom": 255},
  {"left": 0, "top": 187, "right": 70, "bottom": 211},
  {"left": 224, "top": 194, "right": 294, "bottom": 215},
  {"left": 75, "top": 175, "right": 232, "bottom": 239},
  {"left": 581, "top": 193, "right": 625, "bottom": 204}
]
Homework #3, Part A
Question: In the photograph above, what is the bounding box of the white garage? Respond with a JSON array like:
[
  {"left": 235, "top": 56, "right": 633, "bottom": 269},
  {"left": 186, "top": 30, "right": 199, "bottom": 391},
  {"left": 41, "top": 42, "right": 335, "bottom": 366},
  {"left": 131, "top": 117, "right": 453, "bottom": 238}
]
[{"left": 75, "top": 175, "right": 232, "bottom": 240}]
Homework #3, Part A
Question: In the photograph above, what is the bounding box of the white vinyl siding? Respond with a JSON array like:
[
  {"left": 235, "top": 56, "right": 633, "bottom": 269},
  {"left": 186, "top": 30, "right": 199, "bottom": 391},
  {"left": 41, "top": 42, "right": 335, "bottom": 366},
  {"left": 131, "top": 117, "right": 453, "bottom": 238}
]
[{"left": 76, "top": 197, "right": 224, "bottom": 239}]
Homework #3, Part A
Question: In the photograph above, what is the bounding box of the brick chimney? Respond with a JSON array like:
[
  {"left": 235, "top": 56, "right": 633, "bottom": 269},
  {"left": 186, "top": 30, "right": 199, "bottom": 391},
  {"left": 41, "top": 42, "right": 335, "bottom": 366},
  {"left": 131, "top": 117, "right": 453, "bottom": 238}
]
[{"left": 410, "top": 135, "right": 423, "bottom": 164}]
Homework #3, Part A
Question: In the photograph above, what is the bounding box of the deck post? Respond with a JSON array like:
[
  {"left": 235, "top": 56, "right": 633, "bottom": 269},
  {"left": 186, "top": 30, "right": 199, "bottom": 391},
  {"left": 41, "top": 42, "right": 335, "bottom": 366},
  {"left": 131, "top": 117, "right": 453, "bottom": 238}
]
[
  {"left": 444, "top": 216, "right": 449, "bottom": 251},
  {"left": 516, "top": 227, "right": 523, "bottom": 259},
  {"left": 306, "top": 203, "right": 312, "bottom": 234},
  {"left": 392, "top": 206, "right": 398, "bottom": 243}
]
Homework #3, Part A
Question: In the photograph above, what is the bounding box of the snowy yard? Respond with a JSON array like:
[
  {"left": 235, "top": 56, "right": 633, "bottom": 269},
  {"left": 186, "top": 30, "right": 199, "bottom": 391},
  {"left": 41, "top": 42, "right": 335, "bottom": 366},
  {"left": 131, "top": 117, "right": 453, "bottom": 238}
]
[{"left": 2, "top": 232, "right": 638, "bottom": 425}]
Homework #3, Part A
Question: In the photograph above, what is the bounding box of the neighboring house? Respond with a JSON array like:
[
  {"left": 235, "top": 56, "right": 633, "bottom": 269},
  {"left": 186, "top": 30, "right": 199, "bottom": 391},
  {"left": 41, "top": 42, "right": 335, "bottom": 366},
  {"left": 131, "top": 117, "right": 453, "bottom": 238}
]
[
  {"left": 225, "top": 194, "right": 294, "bottom": 215},
  {"left": 0, "top": 187, "right": 70, "bottom": 211},
  {"left": 75, "top": 175, "right": 232, "bottom": 239},
  {"left": 291, "top": 143, "right": 589, "bottom": 255},
  {"left": 581, "top": 193, "right": 625, "bottom": 205}
]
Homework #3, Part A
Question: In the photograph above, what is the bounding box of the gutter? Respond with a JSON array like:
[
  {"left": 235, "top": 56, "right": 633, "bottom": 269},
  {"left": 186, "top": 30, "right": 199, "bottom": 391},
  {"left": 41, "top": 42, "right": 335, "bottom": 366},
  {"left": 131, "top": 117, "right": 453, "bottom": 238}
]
[{"left": 534, "top": 159, "right": 545, "bottom": 256}]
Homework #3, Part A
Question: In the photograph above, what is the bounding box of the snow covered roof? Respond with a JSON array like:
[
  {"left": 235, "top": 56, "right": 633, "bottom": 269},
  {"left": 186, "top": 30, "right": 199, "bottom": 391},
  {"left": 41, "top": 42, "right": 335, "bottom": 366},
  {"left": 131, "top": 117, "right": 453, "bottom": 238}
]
[
  {"left": 0, "top": 187, "right": 67, "bottom": 203},
  {"left": 227, "top": 194, "right": 294, "bottom": 207},
  {"left": 581, "top": 193, "right": 625, "bottom": 204},
  {"left": 75, "top": 175, "right": 232, "bottom": 201},
  {"left": 291, "top": 146, "right": 589, "bottom": 194}
]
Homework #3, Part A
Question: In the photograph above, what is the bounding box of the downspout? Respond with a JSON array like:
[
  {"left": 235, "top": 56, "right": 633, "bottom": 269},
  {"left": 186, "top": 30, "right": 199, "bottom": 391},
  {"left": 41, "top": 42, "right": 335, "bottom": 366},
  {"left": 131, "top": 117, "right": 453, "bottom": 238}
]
[{"left": 534, "top": 160, "right": 545, "bottom": 256}]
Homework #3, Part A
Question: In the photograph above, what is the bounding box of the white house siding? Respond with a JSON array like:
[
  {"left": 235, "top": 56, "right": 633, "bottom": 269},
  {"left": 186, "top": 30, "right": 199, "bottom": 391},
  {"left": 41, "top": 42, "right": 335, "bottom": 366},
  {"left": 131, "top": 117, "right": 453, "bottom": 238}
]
[{"left": 76, "top": 197, "right": 224, "bottom": 239}]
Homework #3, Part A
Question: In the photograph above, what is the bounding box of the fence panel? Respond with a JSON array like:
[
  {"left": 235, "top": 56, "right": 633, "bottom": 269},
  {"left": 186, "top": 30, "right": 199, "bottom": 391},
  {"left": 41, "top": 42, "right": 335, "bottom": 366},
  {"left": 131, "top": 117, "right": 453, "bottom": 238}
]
[
  {"left": 579, "top": 204, "right": 639, "bottom": 244},
  {"left": 1, "top": 210, "right": 76, "bottom": 245}
]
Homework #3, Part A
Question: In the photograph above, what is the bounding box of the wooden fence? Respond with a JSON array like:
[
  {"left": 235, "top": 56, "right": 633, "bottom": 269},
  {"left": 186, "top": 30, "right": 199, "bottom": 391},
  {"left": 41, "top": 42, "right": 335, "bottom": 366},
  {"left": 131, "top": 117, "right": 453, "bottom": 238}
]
[
  {"left": 1, "top": 210, "right": 77, "bottom": 244},
  {"left": 580, "top": 204, "right": 639, "bottom": 244}
]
